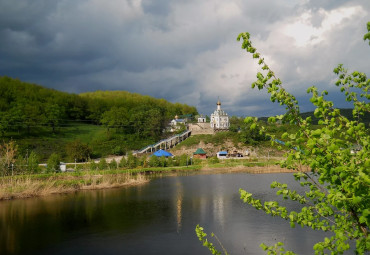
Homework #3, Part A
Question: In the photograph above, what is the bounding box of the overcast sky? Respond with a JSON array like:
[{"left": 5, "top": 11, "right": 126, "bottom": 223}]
[{"left": 1, "top": 0, "right": 369, "bottom": 117}]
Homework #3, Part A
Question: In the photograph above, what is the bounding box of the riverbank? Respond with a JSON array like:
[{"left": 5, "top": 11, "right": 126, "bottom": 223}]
[
  {"left": 200, "top": 164, "right": 305, "bottom": 174},
  {"left": 0, "top": 163, "right": 304, "bottom": 201},
  {"left": 0, "top": 166, "right": 202, "bottom": 201},
  {"left": 0, "top": 172, "right": 148, "bottom": 200}
]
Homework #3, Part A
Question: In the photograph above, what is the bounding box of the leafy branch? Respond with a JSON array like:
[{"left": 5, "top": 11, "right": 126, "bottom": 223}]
[{"left": 236, "top": 23, "right": 370, "bottom": 254}]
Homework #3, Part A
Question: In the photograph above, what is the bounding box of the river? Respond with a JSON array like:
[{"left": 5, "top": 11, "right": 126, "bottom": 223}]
[{"left": 0, "top": 171, "right": 338, "bottom": 254}]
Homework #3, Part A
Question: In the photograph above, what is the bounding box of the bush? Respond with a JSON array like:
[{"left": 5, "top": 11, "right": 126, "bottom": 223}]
[
  {"left": 139, "top": 155, "right": 148, "bottom": 167},
  {"left": 207, "top": 157, "right": 219, "bottom": 164},
  {"left": 89, "top": 160, "right": 98, "bottom": 170},
  {"left": 98, "top": 158, "right": 107, "bottom": 170},
  {"left": 119, "top": 157, "right": 127, "bottom": 168},
  {"left": 126, "top": 153, "right": 138, "bottom": 169},
  {"left": 148, "top": 156, "right": 160, "bottom": 167},
  {"left": 159, "top": 156, "right": 167, "bottom": 167},
  {"left": 109, "top": 159, "right": 118, "bottom": 169},
  {"left": 46, "top": 153, "right": 60, "bottom": 172},
  {"left": 28, "top": 151, "right": 40, "bottom": 173},
  {"left": 65, "top": 139, "right": 91, "bottom": 162}
]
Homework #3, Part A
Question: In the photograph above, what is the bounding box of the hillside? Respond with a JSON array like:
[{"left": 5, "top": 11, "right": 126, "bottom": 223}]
[
  {"left": 0, "top": 76, "right": 198, "bottom": 161},
  {"left": 259, "top": 108, "right": 370, "bottom": 125},
  {"left": 168, "top": 132, "right": 285, "bottom": 159}
]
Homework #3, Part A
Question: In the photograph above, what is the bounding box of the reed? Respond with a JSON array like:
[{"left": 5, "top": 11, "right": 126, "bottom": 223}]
[{"left": 0, "top": 172, "right": 148, "bottom": 200}]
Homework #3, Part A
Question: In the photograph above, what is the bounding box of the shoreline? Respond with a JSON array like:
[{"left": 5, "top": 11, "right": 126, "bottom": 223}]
[{"left": 0, "top": 165, "right": 303, "bottom": 201}]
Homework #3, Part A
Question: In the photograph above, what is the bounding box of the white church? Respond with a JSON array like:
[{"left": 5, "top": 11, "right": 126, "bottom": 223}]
[{"left": 210, "top": 99, "right": 230, "bottom": 131}]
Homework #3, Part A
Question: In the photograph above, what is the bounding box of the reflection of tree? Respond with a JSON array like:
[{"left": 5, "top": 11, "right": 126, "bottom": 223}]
[{"left": 176, "top": 180, "right": 183, "bottom": 233}]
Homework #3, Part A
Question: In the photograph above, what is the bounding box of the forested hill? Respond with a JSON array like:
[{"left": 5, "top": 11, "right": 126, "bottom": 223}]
[
  {"left": 259, "top": 109, "right": 370, "bottom": 125},
  {"left": 0, "top": 76, "right": 198, "bottom": 139}
]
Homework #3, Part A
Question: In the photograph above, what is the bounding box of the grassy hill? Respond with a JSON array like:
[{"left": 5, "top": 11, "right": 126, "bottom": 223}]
[{"left": 0, "top": 76, "right": 197, "bottom": 161}]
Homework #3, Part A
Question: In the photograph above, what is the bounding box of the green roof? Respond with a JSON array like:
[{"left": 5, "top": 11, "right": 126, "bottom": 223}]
[{"left": 193, "top": 148, "right": 206, "bottom": 155}]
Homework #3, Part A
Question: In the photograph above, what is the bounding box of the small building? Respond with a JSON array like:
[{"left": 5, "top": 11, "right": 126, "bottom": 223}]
[
  {"left": 193, "top": 148, "right": 207, "bottom": 159},
  {"left": 216, "top": 151, "right": 228, "bottom": 159},
  {"left": 169, "top": 115, "right": 187, "bottom": 132},
  {"left": 198, "top": 115, "right": 206, "bottom": 123},
  {"left": 60, "top": 162, "right": 67, "bottom": 172}
]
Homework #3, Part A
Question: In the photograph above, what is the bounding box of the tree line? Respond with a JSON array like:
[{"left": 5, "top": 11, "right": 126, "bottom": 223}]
[{"left": 0, "top": 76, "right": 198, "bottom": 140}]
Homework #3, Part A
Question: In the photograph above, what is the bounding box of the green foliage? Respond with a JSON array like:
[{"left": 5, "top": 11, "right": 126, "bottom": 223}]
[
  {"left": 46, "top": 153, "right": 60, "bottom": 172},
  {"left": 159, "top": 156, "right": 168, "bottom": 167},
  {"left": 109, "top": 159, "right": 118, "bottom": 170},
  {"left": 193, "top": 158, "right": 202, "bottom": 165},
  {"left": 27, "top": 151, "right": 40, "bottom": 173},
  {"left": 139, "top": 155, "right": 148, "bottom": 167},
  {"left": 89, "top": 160, "right": 98, "bottom": 170},
  {"left": 236, "top": 25, "right": 370, "bottom": 254},
  {"left": 0, "top": 140, "right": 18, "bottom": 176},
  {"left": 148, "top": 155, "right": 160, "bottom": 167},
  {"left": 65, "top": 139, "right": 91, "bottom": 162},
  {"left": 0, "top": 77, "right": 198, "bottom": 159},
  {"left": 207, "top": 156, "right": 219, "bottom": 164},
  {"left": 178, "top": 154, "right": 190, "bottom": 166},
  {"left": 126, "top": 153, "right": 138, "bottom": 169},
  {"left": 260, "top": 242, "right": 295, "bottom": 255},
  {"left": 239, "top": 120, "right": 269, "bottom": 145},
  {"left": 98, "top": 158, "right": 108, "bottom": 170},
  {"left": 195, "top": 225, "right": 229, "bottom": 255},
  {"left": 119, "top": 157, "right": 127, "bottom": 168},
  {"left": 364, "top": 21, "right": 370, "bottom": 45}
]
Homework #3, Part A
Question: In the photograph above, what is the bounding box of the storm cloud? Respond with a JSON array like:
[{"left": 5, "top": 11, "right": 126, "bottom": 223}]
[{"left": 0, "top": 0, "right": 369, "bottom": 116}]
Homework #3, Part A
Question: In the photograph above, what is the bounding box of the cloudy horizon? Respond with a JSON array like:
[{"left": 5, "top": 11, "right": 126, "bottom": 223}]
[{"left": 1, "top": 0, "right": 369, "bottom": 117}]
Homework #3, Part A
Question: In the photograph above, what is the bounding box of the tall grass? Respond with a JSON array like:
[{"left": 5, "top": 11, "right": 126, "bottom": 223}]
[{"left": 0, "top": 172, "right": 147, "bottom": 200}]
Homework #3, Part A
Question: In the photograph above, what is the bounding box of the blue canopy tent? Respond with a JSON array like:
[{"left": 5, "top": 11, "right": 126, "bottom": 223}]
[{"left": 151, "top": 149, "right": 173, "bottom": 157}]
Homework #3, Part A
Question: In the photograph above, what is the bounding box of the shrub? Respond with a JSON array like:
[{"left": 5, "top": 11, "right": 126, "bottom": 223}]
[
  {"left": 126, "top": 153, "right": 138, "bottom": 169},
  {"left": 28, "top": 151, "right": 40, "bottom": 173},
  {"left": 109, "top": 159, "right": 118, "bottom": 169},
  {"left": 119, "top": 157, "right": 127, "bottom": 168},
  {"left": 89, "top": 160, "right": 98, "bottom": 170},
  {"left": 65, "top": 139, "right": 91, "bottom": 162},
  {"left": 98, "top": 158, "right": 107, "bottom": 170},
  {"left": 148, "top": 156, "right": 160, "bottom": 167},
  {"left": 207, "top": 157, "right": 219, "bottom": 164},
  {"left": 46, "top": 153, "right": 60, "bottom": 172}
]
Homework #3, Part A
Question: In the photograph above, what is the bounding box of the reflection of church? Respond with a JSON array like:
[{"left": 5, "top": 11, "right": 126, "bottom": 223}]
[{"left": 210, "top": 99, "right": 229, "bottom": 131}]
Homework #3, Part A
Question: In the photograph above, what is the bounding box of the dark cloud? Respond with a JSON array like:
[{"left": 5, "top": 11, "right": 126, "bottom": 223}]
[{"left": 0, "top": 0, "right": 368, "bottom": 117}]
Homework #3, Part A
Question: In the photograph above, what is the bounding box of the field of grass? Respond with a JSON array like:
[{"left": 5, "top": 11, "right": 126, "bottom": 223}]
[
  {"left": 178, "top": 132, "right": 240, "bottom": 148},
  {"left": 4, "top": 122, "right": 155, "bottom": 161}
]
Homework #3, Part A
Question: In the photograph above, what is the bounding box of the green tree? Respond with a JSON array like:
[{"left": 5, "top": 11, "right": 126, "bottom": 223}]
[
  {"left": 127, "top": 153, "right": 138, "bottom": 169},
  {"left": 46, "top": 153, "right": 60, "bottom": 173},
  {"left": 109, "top": 159, "right": 118, "bottom": 170},
  {"left": 235, "top": 29, "right": 369, "bottom": 254},
  {"left": 66, "top": 139, "right": 91, "bottom": 162},
  {"left": 89, "top": 160, "right": 98, "bottom": 170},
  {"left": 148, "top": 155, "right": 160, "bottom": 167},
  {"left": 98, "top": 158, "right": 108, "bottom": 170},
  {"left": 27, "top": 151, "right": 40, "bottom": 173},
  {"left": 238, "top": 121, "right": 268, "bottom": 145},
  {"left": 159, "top": 156, "right": 167, "bottom": 167},
  {"left": 197, "top": 24, "right": 370, "bottom": 255},
  {"left": 42, "top": 103, "right": 64, "bottom": 133},
  {"left": 100, "top": 106, "right": 129, "bottom": 132}
]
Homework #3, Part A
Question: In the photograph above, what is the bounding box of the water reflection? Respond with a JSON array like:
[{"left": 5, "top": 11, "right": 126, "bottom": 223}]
[
  {"left": 0, "top": 173, "right": 342, "bottom": 255},
  {"left": 175, "top": 179, "right": 183, "bottom": 233}
]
